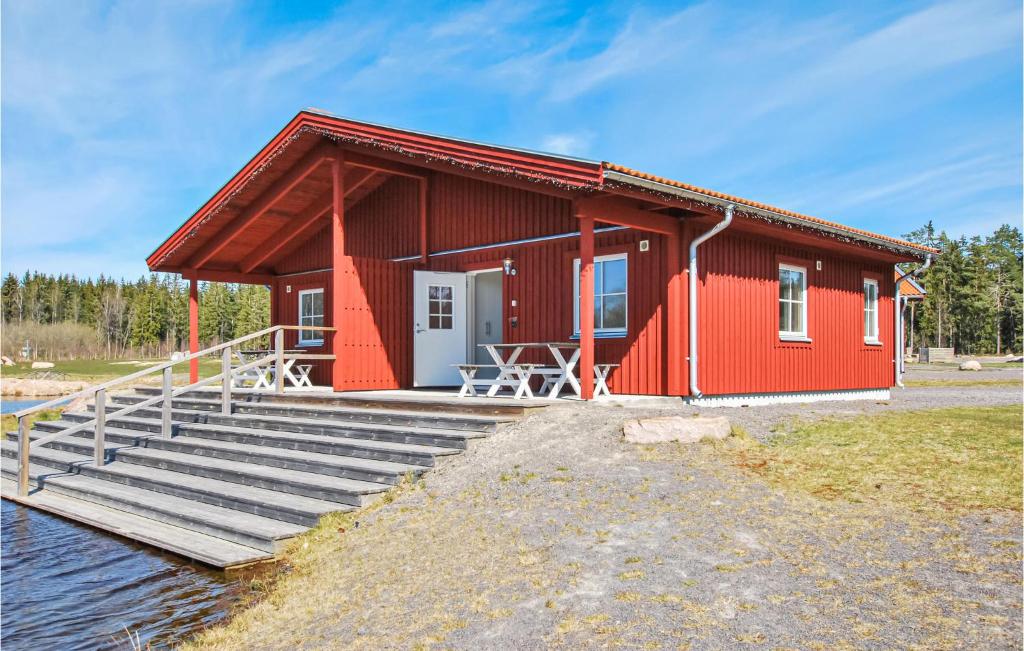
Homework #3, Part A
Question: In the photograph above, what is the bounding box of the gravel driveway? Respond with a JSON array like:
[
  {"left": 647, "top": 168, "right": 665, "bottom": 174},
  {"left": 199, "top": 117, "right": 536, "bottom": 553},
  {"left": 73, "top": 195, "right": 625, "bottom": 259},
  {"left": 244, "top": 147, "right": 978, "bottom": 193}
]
[{"left": 193, "top": 368, "right": 1022, "bottom": 650}]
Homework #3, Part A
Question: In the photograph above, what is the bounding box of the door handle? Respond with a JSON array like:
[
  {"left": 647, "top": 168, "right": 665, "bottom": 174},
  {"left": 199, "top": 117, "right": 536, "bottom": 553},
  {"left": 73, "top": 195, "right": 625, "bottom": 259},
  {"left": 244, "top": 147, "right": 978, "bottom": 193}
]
[{"left": 415, "top": 323, "right": 426, "bottom": 334}]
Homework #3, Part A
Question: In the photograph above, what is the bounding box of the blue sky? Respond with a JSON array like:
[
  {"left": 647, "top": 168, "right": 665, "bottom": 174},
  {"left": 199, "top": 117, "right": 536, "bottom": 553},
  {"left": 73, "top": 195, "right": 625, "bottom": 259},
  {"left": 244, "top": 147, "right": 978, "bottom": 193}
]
[{"left": 2, "top": 0, "right": 1020, "bottom": 279}]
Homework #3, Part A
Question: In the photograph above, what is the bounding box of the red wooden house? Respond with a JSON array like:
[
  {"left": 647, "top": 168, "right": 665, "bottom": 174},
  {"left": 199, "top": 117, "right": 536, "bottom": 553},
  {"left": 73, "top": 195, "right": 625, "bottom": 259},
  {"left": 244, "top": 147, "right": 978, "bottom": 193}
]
[{"left": 147, "top": 110, "right": 937, "bottom": 405}]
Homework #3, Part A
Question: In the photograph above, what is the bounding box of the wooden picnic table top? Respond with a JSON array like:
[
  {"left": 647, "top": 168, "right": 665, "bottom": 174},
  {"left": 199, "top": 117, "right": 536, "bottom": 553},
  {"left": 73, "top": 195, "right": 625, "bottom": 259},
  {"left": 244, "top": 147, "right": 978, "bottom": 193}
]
[{"left": 479, "top": 342, "right": 579, "bottom": 349}]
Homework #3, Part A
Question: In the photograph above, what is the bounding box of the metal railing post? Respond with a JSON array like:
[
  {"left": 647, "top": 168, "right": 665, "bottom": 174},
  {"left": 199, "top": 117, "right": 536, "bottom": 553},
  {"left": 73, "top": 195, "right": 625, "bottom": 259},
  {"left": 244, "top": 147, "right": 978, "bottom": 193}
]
[
  {"left": 162, "top": 366, "right": 173, "bottom": 438},
  {"left": 221, "top": 346, "right": 232, "bottom": 415},
  {"left": 275, "top": 328, "right": 284, "bottom": 395},
  {"left": 94, "top": 388, "right": 106, "bottom": 466},
  {"left": 17, "top": 416, "right": 29, "bottom": 496}
]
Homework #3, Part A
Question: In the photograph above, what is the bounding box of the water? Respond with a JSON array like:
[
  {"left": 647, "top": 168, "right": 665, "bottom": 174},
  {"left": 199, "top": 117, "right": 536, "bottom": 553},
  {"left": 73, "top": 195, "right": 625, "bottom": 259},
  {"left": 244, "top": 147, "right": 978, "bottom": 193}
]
[
  {"left": 2, "top": 398, "right": 52, "bottom": 413},
  {"left": 0, "top": 399, "right": 254, "bottom": 649}
]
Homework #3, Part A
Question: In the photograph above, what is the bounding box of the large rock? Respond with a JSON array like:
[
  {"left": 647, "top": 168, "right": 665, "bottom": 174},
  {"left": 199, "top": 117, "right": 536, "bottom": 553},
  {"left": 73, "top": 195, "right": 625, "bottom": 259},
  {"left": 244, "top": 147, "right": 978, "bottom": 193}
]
[
  {"left": 30, "top": 361, "right": 55, "bottom": 369},
  {"left": 623, "top": 415, "right": 731, "bottom": 444},
  {"left": 0, "top": 356, "right": 14, "bottom": 366},
  {"left": 959, "top": 360, "right": 982, "bottom": 371}
]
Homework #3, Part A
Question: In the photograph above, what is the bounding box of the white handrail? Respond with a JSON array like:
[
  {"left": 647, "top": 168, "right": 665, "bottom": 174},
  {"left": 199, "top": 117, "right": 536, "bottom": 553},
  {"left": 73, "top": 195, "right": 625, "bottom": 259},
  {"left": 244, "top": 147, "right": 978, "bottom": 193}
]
[{"left": 15, "top": 324, "right": 336, "bottom": 496}]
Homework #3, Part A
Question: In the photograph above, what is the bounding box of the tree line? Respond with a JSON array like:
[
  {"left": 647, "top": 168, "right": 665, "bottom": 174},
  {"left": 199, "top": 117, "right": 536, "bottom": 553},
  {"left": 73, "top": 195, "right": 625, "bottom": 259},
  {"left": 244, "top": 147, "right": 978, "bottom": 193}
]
[
  {"left": 902, "top": 223, "right": 1022, "bottom": 356},
  {"left": 0, "top": 273, "right": 269, "bottom": 360}
]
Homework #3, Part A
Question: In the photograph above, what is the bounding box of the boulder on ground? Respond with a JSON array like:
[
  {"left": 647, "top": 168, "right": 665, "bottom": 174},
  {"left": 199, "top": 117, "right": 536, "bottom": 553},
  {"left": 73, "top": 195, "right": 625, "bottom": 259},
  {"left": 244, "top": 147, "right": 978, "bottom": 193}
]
[
  {"left": 623, "top": 415, "right": 731, "bottom": 444},
  {"left": 959, "top": 360, "right": 982, "bottom": 371},
  {"left": 170, "top": 351, "right": 185, "bottom": 362},
  {"left": 30, "top": 361, "right": 55, "bottom": 369},
  {"left": 0, "top": 356, "right": 14, "bottom": 366}
]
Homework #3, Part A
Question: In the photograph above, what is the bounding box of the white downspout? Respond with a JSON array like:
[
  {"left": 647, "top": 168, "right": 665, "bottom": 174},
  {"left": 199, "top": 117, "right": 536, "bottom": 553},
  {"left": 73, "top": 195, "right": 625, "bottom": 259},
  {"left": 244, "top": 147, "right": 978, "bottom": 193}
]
[
  {"left": 688, "top": 204, "right": 734, "bottom": 399},
  {"left": 894, "top": 254, "right": 932, "bottom": 388}
]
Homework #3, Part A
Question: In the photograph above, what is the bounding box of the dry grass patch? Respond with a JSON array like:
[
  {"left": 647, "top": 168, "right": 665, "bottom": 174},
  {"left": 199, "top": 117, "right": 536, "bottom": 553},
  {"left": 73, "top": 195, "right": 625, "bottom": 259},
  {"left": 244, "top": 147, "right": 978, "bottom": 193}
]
[{"left": 725, "top": 406, "right": 1022, "bottom": 516}]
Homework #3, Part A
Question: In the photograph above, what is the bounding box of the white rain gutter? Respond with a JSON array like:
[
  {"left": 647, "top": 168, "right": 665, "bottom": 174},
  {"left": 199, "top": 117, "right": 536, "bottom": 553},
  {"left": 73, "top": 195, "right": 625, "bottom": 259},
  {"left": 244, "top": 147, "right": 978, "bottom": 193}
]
[
  {"left": 894, "top": 254, "right": 932, "bottom": 388},
  {"left": 689, "top": 204, "right": 734, "bottom": 398}
]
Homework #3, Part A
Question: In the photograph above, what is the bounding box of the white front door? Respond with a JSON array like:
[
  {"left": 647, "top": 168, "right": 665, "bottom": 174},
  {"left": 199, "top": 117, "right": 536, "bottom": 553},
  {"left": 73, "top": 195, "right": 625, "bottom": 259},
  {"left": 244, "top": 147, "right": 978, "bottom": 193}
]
[{"left": 413, "top": 270, "right": 468, "bottom": 386}]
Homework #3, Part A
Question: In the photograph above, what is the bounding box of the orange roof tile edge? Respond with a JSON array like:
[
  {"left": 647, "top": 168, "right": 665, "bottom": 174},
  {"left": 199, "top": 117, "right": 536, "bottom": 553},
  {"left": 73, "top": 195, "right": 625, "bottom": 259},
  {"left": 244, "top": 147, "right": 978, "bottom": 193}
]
[{"left": 602, "top": 162, "right": 939, "bottom": 255}]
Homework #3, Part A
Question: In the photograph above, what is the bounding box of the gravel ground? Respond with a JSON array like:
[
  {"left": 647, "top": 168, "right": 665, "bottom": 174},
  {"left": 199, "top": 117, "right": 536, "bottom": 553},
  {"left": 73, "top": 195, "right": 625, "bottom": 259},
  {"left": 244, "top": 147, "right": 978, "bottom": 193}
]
[{"left": 192, "top": 370, "right": 1022, "bottom": 650}]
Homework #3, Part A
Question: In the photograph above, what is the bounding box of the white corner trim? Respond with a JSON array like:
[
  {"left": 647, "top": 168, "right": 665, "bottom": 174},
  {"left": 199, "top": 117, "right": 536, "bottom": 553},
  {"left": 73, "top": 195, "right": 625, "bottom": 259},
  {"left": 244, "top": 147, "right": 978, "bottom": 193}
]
[{"left": 685, "top": 388, "right": 891, "bottom": 407}]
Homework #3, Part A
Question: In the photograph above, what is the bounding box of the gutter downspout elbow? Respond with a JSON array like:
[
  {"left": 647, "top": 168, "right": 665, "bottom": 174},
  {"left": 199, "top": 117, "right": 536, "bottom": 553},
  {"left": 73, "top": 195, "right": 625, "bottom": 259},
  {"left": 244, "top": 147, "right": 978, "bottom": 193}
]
[
  {"left": 688, "top": 204, "right": 734, "bottom": 399},
  {"left": 894, "top": 254, "right": 932, "bottom": 388}
]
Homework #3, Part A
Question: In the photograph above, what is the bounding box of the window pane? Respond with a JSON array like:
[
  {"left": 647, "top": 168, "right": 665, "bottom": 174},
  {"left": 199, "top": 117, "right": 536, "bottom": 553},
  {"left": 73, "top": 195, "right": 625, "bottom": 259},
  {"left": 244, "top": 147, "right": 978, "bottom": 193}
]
[
  {"left": 312, "top": 315, "right": 323, "bottom": 327},
  {"left": 439, "top": 286, "right": 452, "bottom": 300},
  {"left": 791, "top": 271, "right": 804, "bottom": 301},
  {"left": 428, "top": 299, "right": 439, "bottom": 315},
  {"left": 441, "top": 315, "right": 453, "bottom": 329},
  {"left": 602, "top": 294, "right": 626, "bottom": 329},
  {"left": 429, "top": 286, "right": 439, "bottom": 300},
  {"left": 440, "top": 301, "right": 452, "bottom": 315},
  {"left": 791, "top": 302, "right": 803, "bottom": 333},
  {"left": 593, "top": 261, "right": 603, "bottom": 295},
  {"left": 312, "top": 291, "right": 323, "bottom": 315},
  {"left": 429, "top": 315, "right": 440, "bottom": 329},
  {"left": 779, "top": 301, "right": 788, "bottom": 332},
  {"left": 603, "top": 259, "right": 626, "bottom": 293},
  {"left": 594, "top": 302, "right": 602, "bottom": 329}
]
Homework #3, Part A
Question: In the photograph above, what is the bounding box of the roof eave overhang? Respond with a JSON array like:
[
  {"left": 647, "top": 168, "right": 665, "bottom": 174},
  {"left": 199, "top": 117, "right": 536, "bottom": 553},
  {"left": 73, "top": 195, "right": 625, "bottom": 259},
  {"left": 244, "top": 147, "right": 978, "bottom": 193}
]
[{"left": 603, "top": 169, "right": 939, "bottom": 260}]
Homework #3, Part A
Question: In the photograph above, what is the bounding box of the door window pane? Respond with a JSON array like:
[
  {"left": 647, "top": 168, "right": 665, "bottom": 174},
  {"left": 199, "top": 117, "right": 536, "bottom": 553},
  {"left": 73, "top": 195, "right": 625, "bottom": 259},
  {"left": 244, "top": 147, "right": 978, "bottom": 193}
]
[{"left": 428, "top": 285, "right": 454, "bottom": 330}]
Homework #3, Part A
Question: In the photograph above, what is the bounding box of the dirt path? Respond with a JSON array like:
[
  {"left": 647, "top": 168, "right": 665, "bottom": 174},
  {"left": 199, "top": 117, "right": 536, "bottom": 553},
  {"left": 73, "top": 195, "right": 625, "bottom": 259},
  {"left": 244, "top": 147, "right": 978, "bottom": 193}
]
[{"left": 189, "top": 373, "right": 1022, "bottom": 650}]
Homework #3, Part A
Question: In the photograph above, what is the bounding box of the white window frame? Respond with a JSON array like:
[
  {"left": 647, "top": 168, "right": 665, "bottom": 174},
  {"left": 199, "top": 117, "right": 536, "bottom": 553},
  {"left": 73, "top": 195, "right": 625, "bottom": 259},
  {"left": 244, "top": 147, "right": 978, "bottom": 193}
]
[
  {"left": 573, "top": 252, "right": 628, "bottom": 337},
  {"left": 297, "top": 288, "right": 324, "bottom": 346},
  {"left": 778, "top": 263, "right": 808, "bottom": 340},
  {"left": 863, "top": 278, "right": 880, "bottom": 343}
]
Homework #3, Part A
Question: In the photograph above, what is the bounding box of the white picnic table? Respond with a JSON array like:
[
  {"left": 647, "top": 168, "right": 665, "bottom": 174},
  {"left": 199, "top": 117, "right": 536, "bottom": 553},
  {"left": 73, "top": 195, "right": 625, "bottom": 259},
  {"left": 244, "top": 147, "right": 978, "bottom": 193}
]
[
  {"left": 233, "top": 349, "right": 314, "bottom": 389},
  {"left": 481, "top": 342, "right": 582, "bottom": 399}
]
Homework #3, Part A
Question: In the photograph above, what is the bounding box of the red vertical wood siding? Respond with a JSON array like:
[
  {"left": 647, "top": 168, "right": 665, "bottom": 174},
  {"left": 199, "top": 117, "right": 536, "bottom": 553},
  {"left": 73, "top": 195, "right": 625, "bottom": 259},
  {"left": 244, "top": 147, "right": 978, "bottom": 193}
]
[
  {"left": 695, "top": 231, "right": 895, "bottom": 395},
  {"left": 270, "top": 167, "right": 897, "bottom": 396},
  {"left": 272, "top": 271, "right": 332, "bottom": 386}
]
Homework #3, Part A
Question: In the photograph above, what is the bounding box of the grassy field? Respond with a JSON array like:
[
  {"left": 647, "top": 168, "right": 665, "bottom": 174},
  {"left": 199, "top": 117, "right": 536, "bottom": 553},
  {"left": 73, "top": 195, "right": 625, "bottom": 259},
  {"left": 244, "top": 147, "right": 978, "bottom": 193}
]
[
  {"left": 1, "top": 358, "right": 223, "bottom": 381},
  {"left": 0, "top": 408, "right": 63, "bottom": 434},
  {"left": 726, "top": 406, "right": 1023, "bottom": 516},
  {"left": 903, "top": 378, "right": 1022, "bottom": 387}
]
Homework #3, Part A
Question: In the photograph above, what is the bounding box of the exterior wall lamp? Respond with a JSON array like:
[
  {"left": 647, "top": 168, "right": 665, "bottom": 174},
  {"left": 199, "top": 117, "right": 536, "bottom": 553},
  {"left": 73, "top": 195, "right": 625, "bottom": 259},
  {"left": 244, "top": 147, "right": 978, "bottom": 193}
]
[{"left": 503, "top": 258, "right": 517, "bottom": 276}]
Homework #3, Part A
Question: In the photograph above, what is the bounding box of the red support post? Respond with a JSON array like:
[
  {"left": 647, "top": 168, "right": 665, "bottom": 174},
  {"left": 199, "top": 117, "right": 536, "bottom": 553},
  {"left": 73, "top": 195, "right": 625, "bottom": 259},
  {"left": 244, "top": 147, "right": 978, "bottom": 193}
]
[
  {"left": 331, "top": 150, "right": 346, "bottom": 392},
  {"left": 419, "top": 176, "right": 429, "bottom": 263},
  {"left": 666, "top": 223, "right": 683, "bottom": 395},
  {"left": 578, "top": 213, "right": 595, "bottom": 400},
  {"left": 188, "top": 275, "right": 199, "bottom": 383}
]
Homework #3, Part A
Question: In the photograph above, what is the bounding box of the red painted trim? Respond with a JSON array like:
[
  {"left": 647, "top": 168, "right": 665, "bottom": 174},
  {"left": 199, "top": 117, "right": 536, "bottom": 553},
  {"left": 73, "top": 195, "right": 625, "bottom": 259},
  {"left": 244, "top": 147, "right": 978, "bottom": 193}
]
[
  {"left": 188, "top": 277, "right": 199, "bottom": 382},
  {"left": 331, "top": 151, "right": 346, "bottom": 391},
  {"left": 161, "top": 267, "right": 274, "bottom": 284},
  {"left": 578, "top": 211, "right": 595, "bottom": 400}
]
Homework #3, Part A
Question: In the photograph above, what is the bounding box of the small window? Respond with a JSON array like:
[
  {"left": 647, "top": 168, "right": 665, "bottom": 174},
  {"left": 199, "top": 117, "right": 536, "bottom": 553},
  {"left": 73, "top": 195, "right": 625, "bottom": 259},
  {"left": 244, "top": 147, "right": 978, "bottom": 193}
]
[
  {"left": 428, "top": 285, "right": 454, "bottom": 329},
  {"left": 864, "top": 278, "right": 879, "bottom": 342},
  {"left": 298, "top": 288, "right": 324, "bottom": 346},
  {"left": 573, "top": 253, "right": 628, "bottom": 336},
  {"left": 778, "top": 264, "right": 807, "bottom": 338}
]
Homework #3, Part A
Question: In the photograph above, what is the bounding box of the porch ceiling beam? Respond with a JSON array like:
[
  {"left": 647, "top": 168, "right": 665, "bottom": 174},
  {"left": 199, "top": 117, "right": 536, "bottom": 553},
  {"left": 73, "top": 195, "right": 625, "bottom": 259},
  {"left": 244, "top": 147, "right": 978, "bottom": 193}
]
[
  {"left": 575, "top": 196, "right": 681, "bottom": 236},
  {"left": 186, "top": 141, "right": 334, "bottom": 269},
  {"left": 239, "top": 168, "right": 378, "bottom": 273},
  {"left": 344, "top": 150, "right": 427, "bottom": 179},
  {"left": 168, "top": 267, "right": 275, "bottom": 285}
]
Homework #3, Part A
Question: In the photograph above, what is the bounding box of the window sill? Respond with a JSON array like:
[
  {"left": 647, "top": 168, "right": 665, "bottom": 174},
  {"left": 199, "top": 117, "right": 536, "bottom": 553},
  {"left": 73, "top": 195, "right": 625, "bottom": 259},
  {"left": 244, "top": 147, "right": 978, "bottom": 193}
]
[
  {"left": 779, "top": 335, "right": 812, "bottom": 343},
  {"left": 864, "top": 339, "right": 883, "bottom": 347},
  {"left": 570, "top": 331, "right": 628, "bottom": 340},
  {"left": 296, "top": 340, "right": 323, "bottom": 348}
]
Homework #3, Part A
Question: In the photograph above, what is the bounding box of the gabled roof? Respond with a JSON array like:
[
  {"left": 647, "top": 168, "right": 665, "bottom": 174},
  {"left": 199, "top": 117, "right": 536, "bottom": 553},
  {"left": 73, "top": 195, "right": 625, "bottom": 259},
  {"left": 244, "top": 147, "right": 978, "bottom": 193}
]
[
  {"left": 896, "top": 265, "right": 927, "bottom": 298},
  {"left": 148, "top": 109, "right": 938, "bottom": 271}
]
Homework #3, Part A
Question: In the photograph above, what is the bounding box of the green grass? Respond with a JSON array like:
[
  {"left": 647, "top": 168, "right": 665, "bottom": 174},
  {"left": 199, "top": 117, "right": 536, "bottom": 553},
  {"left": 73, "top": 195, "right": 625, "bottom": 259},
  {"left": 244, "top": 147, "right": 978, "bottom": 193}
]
[
  {"left": 1, "top": 358, "right": 222, "bottom": 381},
  {"left": 1, "top": 408, "right": 63, "bottom": 435},
  {"left": 903, "top": 379, "right": 1022, "bottom": 388},
  {"left": 728, "top": 406, "right": 1023, "bottom": 515}
]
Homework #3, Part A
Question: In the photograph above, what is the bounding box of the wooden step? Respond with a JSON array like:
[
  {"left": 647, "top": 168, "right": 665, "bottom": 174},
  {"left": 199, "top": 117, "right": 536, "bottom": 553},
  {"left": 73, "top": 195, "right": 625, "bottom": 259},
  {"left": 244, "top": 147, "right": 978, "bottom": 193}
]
[
  {"left": 29, "top": 420, "right": 423, "bottom": 485},
  {"left": 131, "top": 385, "right": 535, "bottom": 417},
  {"left": 0, "top": 440, "right": 354, "bottom": 526},
  {"left": 12, "top": 426, "right": 391, "bottom": 507},
  {"left": 58, "top": 414, "right": 459, "bottom": 467},
  {"left": 0, "top": 457, "right": 306, "bottom": 553},
  {"left": 114, "top": 393, "right": 511, "bottom": 432},
  {"left": 1, "top": 478, "right": 272, "bottom": 569},
  {"left": 81, "top": 404, "right": 485, "bottom": 449}
]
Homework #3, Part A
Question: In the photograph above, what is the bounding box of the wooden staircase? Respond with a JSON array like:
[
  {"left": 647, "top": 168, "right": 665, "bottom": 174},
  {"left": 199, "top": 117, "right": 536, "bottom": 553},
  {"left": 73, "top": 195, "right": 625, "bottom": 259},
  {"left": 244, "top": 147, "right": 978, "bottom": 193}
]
[{"left": 2, "top": 387, "right": 518, "bottom": 568}]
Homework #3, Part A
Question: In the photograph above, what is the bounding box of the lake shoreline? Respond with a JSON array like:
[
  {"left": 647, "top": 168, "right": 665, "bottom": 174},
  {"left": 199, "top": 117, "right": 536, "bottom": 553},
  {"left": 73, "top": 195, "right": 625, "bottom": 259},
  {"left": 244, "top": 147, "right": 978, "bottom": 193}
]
[{"left": 1, "top": 378, "right": 91, "bottom": 398}]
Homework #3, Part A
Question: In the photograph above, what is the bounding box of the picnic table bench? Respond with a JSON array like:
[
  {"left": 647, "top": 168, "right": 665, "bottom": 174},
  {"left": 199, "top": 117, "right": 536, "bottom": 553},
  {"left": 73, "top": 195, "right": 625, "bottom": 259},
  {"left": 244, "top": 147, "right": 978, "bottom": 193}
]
[
  {"left": 232, "top": 349, "right": 315, "bottom": 389},
  {"left": 455, "top": 342, "right": 619, "bottom": 399}
]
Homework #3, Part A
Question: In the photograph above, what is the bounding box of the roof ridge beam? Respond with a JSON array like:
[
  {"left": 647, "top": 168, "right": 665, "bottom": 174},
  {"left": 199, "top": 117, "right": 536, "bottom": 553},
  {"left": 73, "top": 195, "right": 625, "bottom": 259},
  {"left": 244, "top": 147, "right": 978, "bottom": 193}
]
[{"left": 575, "top": 196, "right": 680, "bottom": 236}]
